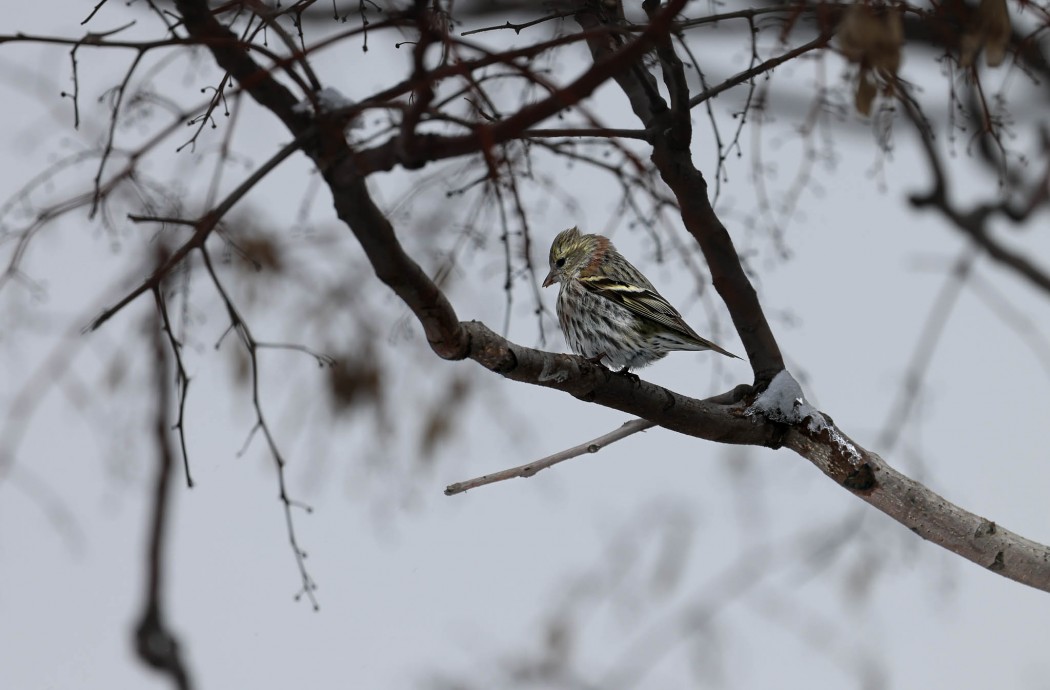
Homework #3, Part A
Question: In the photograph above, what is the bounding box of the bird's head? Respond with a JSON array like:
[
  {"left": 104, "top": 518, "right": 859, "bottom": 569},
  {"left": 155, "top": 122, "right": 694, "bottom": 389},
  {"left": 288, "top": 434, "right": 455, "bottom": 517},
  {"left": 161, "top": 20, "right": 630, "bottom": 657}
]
[{"left": 542, "top": 226, "right": 600, "bottom": 287}]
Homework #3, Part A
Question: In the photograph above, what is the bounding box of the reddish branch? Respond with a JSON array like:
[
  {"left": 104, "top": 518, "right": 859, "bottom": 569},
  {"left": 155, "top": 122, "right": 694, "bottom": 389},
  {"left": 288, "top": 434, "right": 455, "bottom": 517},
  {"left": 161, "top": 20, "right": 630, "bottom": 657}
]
[{"left": 353, "top": 0, "right": 691, "bottom": 174}]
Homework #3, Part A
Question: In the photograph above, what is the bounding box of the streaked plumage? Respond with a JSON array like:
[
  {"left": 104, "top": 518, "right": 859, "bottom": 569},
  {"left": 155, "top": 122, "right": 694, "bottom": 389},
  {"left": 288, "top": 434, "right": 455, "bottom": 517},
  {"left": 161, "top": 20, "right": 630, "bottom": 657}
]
[{"left": 541, "top": 226, "right": 738, "bottom": 369}]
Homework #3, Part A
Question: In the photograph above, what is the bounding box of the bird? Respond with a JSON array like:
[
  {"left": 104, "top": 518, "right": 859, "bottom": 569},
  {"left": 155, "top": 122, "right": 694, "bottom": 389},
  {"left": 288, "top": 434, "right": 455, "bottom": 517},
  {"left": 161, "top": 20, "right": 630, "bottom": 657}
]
[{"left": 542, "top": 226, "right": 739, "bottom": 370}]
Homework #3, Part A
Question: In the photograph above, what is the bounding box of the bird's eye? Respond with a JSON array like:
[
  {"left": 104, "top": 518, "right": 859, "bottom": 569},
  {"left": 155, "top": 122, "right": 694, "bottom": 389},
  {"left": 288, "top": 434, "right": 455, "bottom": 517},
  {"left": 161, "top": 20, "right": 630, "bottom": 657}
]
[{"left": 555, "top": 257, "right": 566, "bottom": 267}]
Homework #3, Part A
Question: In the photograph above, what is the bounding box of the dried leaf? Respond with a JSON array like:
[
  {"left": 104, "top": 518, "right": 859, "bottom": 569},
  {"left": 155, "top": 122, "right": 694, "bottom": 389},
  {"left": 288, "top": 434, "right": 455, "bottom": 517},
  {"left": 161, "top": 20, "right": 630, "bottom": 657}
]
[
  {"left": 960, "top": 0, "right": 1012, "bottom": 67},
  {"left": 419, "top": 376, "right": 470, "bottom": 460},
  {"left": 837, "top": 2, "right": 903, "bottom": 75},
  {"left": 327, "top": 352, "right": 381, "bottom": 413},
  {"left": 855, "top": 69, "right": 878, "bottom": 116},
  {"left": 237, "top": 236, "right": 283, "bottom": 273}
]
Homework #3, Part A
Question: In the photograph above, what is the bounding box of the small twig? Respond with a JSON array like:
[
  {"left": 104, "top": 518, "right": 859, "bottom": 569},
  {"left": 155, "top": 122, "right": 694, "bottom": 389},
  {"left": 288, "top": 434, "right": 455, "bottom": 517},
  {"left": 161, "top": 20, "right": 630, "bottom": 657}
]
[
  {"left": 154, "top": 286, "right": 195, "bottom": 487},
  {"left": 445, "top": 418, "right": 656, "bottom": 495},
  {"left": 255, "top": 341, "right": 336, "bottom": 367},
  {"left": 461, "top": 11, "right": 575, "bottom": 37},
  {"left": 81, "top": 0, "right": 109, "bottom": 25},
  {"left": 488, "top": 177, "right": 514, "bottom": 337},
  {"left": 200, "top": 248, "right": 319, "bottom": 609},
  {"left": 689, "top": 33, "right": 830, "bottom": 108},
  {"left": 521, "top": 127, "right": 651, "bottom": 140},
  {"left": 500, "top": 150, "right": 547, "bottom": 345},
  {"left": 90, "top": 48, "right": 146, "bottom": 217}
]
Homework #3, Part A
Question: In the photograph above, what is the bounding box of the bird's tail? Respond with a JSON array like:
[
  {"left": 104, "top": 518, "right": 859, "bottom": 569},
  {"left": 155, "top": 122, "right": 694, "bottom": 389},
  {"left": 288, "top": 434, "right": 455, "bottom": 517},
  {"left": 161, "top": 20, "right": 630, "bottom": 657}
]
[{"left": 691, "top": 336, "right": 741, "bottom": 360}]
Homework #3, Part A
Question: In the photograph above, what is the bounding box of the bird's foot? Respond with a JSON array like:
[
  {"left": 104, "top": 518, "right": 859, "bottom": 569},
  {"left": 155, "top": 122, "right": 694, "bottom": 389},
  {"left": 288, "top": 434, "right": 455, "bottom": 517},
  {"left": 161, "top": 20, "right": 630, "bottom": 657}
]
[{"left": 616, "top": 366, "right": 641, "bottom": 385}]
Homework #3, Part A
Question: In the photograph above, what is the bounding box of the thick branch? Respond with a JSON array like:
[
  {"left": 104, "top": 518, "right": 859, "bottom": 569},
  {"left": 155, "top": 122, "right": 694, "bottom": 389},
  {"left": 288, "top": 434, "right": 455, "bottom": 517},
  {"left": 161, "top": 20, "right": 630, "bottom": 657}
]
[
  {"left": 323, "top": 171, "right": 470, "bottom": 359},
  {"left": 783, "top": 428, "right": 1050, "bottom": 591}
]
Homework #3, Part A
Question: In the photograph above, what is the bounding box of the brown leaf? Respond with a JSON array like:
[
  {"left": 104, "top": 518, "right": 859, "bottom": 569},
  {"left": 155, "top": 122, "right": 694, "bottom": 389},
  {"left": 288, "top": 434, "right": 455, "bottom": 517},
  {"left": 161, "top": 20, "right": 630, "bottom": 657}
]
[
  {"left": 837, "top": 2, "right": 903, "bottom": 74},
  {"left": 234, "top": 235, "right": 283, "bottom": 274},
  {"left": 327, "top": 353, "right": 381, "bottom": 413},
  {"left": 961, "top": 0, "right": 1012, "bottom": 67},
  {"left": 855, "top": 69, "right": 878, "bottom": 116},
  {"left": 418, "top": 376, "right": 470, "bottom": 461}
]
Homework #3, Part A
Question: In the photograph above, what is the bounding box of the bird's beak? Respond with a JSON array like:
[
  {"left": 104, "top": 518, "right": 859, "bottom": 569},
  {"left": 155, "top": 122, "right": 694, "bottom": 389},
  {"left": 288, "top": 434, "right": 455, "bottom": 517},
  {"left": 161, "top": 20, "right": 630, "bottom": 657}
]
[{"left": 542, "top": 272, "right": 555, "bottom": 288}]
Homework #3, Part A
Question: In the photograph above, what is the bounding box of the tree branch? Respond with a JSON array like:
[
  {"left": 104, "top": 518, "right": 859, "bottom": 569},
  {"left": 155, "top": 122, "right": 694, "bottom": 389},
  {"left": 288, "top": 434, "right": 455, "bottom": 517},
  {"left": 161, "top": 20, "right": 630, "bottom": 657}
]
[
  {"left": 689, "top": 33, "right": 831, "bottom": 108},
  {"left": 901, "top": 93, "right": 1050, "bottom": 297},
  {"left": 88, "top": 132, "right": 307, "bottom": 332},
  {"left": 445, "top": 418, "right": 657, "bottom": 494},
  {"left": 135, "top": 279, "right": 193, "bottom": 689}
]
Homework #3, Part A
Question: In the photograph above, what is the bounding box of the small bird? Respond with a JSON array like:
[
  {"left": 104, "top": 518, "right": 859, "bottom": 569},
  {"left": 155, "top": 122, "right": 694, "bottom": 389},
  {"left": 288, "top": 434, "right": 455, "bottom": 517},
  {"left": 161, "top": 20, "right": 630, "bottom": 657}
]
[{"left": 542, "top": 226, "right": 739, "bottom": 370}]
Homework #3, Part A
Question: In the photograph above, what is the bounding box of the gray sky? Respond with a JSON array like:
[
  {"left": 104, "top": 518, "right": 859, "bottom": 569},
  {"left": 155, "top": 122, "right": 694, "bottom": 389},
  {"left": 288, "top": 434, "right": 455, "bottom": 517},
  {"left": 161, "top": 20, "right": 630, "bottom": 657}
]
[{"left": 2, "top": 2, "right": 1049, "bottom": 689}]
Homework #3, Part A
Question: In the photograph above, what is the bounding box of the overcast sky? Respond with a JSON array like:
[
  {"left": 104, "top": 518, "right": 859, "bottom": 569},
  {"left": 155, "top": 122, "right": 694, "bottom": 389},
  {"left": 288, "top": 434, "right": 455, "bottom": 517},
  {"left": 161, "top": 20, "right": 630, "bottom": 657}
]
[{"left": 2, "top": 3, "right": 1049, "bottom": 689}]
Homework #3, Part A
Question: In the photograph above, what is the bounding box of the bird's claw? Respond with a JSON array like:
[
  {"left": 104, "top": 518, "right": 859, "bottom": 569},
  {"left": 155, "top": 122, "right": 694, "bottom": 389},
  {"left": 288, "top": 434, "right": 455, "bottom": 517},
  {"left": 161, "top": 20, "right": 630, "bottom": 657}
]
[
  {"left": 580, "top": 355, "right": 639, "bottom": 385},
  {"left": 616, "top": 366, "right": 641, "bottom": 385},
  {"left": 585, "top": 353, "right": 607, "bottom": 367}
]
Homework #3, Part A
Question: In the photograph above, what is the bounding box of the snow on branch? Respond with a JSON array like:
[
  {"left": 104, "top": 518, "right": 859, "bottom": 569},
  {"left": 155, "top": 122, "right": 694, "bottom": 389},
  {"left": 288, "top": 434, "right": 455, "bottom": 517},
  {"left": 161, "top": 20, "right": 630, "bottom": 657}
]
[
  {"left": 747, "top": 370, "right": 861, "bottom": 466},
  {"left": 292, "top": 87, "right": 362, "bottom": 130},
  {"left": 745, "top": 369, "right": 824, "bottom": 428},
  {"left": 314, "top": 87, "right": 355, "bottom": 112}
]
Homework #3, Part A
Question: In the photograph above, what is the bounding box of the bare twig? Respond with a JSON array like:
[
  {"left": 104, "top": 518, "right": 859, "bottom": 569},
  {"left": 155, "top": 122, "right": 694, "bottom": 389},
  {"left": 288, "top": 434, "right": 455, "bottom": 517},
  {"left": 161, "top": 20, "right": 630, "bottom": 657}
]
[
  {"left": 255, "top": 341, "right": 336, "bottom": 367},
  {"left": 521, "top": 127, "right": 651, "bottom": 140},
  {"left": 154, "top": 288, "right": 195, "bottom": 487},
  {"left": 200, "top": 248, "right": 319, "bottom": 609},
  {"left": 445, "top": 418, "right": 656, "bottom": 495},
  {"left": 689, "top": 33, "right": 830, "bottom": 108},
  {"left": 461, "top": 11, "right": 576, "bottom": 37}
]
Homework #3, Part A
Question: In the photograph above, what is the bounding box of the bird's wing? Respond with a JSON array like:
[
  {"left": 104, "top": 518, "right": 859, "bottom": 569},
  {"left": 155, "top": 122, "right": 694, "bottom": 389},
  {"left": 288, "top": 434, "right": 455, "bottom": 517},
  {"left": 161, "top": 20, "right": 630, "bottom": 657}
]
[
  {"left": 578, "top": 275, "right": 697, "bottom": 337},
  {"left": 578, "top": 275, "right": 740, "bottom": 359}
]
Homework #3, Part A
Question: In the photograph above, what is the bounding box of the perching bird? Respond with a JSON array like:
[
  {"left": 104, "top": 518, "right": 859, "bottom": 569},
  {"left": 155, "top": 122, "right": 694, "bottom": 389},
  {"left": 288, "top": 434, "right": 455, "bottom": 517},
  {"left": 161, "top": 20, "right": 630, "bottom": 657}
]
[{"left": 542, "top": 226, "right": 738, "bottom": 370}]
